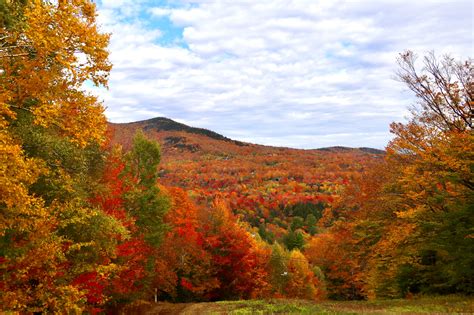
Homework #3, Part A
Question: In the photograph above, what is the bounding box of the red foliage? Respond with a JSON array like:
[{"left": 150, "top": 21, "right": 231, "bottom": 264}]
[
  {"left": 200, "top": 198, "right": 269, "bottom": 300},
  {"left": 72, "top": 272, "right": 106, "bottom": 305},
  {"left": 90, "top": 154, "right": 133, "bottom": 227},
  {"left": 111, "top": 237, "right": 152, "bottom": 295},
  {"left": 89, "top": 153, "right": 152, "bottom": 298},
  {"left": 154, "top": 187, "right": 217, "bottom": 299},
  {"left": 110, "top": 123, "right": 382, "bottom": 243}
]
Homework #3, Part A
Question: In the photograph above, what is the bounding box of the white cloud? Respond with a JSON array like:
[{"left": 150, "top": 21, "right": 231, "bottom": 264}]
[
  {"left": 149, "top": 7, "right": 172, "bottom": 17},
  {"left": 94, "top": 0, "right": 473, "bottom": 149}
]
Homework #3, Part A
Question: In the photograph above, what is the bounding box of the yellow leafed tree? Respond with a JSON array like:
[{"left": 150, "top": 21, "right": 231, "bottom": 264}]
[{"left": 0, "top": 0, "right": 118, "bottom": 312}]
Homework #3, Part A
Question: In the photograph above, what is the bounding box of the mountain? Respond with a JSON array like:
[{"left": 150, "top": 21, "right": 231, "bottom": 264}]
[
  {"left": 109, "top": 117, "right": 384, "bottom": 243},
  {"left": 111, "top": 117, "right": 247, "bottom": 145},
  {"left": 109, "top": 117, "right": 384, "bottom": 155}
]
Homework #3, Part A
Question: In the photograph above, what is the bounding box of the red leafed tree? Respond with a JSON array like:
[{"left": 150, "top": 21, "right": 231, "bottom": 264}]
[
  {"left": 89, "top": 152, "right": 151, "bottom": 301},
  {"left": 154, "top": 187, "right": 218, "bottom": 301},
  {"left": 90, "top": 152, "right": 130, "bottom": 224},
  {"left": 199, "top": 197, "right": 270, "bottom": 300},
  {"left": 71, "top": 272, "right": 106, "bottom": 306}
]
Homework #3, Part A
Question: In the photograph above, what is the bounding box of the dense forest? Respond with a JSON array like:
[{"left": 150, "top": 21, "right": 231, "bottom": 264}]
[{"left": 1, "top": 1, "right": 472, "bottom": 313}]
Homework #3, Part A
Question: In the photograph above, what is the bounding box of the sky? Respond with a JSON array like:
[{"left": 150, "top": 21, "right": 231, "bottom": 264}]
[{"left": 92, "top": 0, "right": 473, "bottom": 149}]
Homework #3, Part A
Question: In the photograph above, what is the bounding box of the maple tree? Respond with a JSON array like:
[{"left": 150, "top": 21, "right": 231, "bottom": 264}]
[
  {"left": 89, "top": 133, "right": 171, "bottom": 307},
  {"left": 88, "top": 152, "right": 148, "bottom": 306},
  {"left": 199, "top": 197, "right": 270, "bottom": 300},
  {"left": 154, "top": 187, "right": 217, "bottom": 301},
  {"left": 286, "top": 250, "right": 320, "bottom": 299},
  {"left": 267, "top": 243, "right": 322, "bottom": 299},
  {"left": 1, "top": 0, "right": 110, "bottom": 146}
]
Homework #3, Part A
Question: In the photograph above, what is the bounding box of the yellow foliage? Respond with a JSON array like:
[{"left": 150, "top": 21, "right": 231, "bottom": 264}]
[
  {"left": 1, "top": 0, "right": 110, "bottom": 146},
  {"left": 0, "top": 129, "right": 49, "bottom": 234},
  {"left": 1, "top": 0, "right": 113, "bottom": 312},
  {"left": 285, "top": 250, "right": 320, "bottom": 300}
]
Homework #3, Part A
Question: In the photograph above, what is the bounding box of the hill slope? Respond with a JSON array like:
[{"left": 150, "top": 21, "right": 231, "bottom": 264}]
[
  {"left": 109, "top": 117, "right": 384, "bottom": 154},
  {"left": 112, "top": 117, "right": 247, "bottom": 145},
  {"left": 109, "top": 117, "right": 384, "bottom": 244}
]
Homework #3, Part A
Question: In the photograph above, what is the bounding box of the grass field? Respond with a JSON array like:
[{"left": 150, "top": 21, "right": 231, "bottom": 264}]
[{"left": 123, "top": 295, "right": 474, "bottom": 314}]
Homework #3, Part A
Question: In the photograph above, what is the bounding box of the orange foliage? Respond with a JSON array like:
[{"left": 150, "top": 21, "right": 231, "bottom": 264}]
[
  {"left": 155, "top": 187, "right": 218, "bottom": 300},
  {"left": 199, "top": 198, "right": 270, "bottom": 300}
]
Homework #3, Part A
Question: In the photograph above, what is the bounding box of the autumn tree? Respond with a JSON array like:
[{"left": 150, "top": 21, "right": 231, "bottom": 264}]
[
  {"left": 283, "top": 229, "right": 305, "bottom": 251},
  {"left": 100, "top": 132, "right": 170, "bottom": 304},
  {"left": 306, "top": 160, "right": 401, "bottom": 300},
  {"left": 0, "top": 0, "right": 117, "bottom": 312},
  {"left": 199, "top": 197, "right": 270, "bottom": 300},
  {"left": 267, "top": 243, "right": 289, "bottom": 297},
  {"left": 87, "top": 151, "right": 150, "bottom": 307},
  {"left": 309, "top": 51, "right": 473, "bottom": 299},
  {"left": 1, "top": 0, "right": 110, "bottom": 145},
  {"left": 154, "top": 187, "right": 218, "bottom": 301},
  {"left": 267, "top": 243, "right": 322, "bottom": 299},
  {"left": 286, "top": 250, "right": 320, "bottom": 299},
  {"left": 380, "top": 51, "right": 474, "bottom": 295}
]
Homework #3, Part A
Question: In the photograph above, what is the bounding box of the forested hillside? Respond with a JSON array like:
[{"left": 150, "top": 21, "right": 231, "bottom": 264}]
[
  {"left": 110, "top": 118, "right": 384, "bottom": 248},
  {"left": 0, "top": 0, "right": 472, "bottom": 313}
]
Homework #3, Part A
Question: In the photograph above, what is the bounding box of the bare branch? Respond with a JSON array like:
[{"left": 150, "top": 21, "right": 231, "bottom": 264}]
[{"left": 396, "top": 50, "right": 472, "bottom": 131}]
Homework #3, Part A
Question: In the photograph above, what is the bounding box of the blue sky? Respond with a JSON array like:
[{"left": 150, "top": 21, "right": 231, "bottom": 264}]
[{"left": 93, "top": 0, "right": 473, "bottom": 149}]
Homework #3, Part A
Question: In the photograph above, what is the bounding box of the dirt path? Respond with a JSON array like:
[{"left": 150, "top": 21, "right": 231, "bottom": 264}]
[
  {"left": 143, "top": 302, "right": 191, "bottom": 314},
  {"left": 144, "top": 302, "right": 229, "bottom": 315}
]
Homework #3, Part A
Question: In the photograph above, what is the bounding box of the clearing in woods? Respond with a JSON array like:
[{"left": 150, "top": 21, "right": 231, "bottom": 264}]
[{"left": 122, "top": 296, "right": 474, "bottom": 314}]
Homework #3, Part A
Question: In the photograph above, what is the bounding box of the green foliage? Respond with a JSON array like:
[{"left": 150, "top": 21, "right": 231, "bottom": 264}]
[
  {"left": 290, "top": 216, "right": 304, "bottom": 230},
  {"left": 285, "top": 202, "right": 325, "bottom": 221},
  {"left": 122, "top": 131, "right": 170, "bottom": 247},
  {"left": 305, "top": 214, "right": 318, "bottom": 235},
  {"left": 268, "top": 243, "right": 289, "bottom": 295},
  {"left": 122, "top": 131, "right": 170, "bottom": 246},
  {"left": 125, "top": 130, "right": 162, "bottom": 186},
  {"left": 283, "top": 229, "right": 305, "bottom": 251},
  {"left": 56, "top": 199, "right": 128, "bottom": 272},
  {"left": 415, "top": 199, "right": 474, "bottom": 295},
  {"left": 11, "top": 111, "right": 106, "bottom": 204},
  {"left": 257, "top": 224, "right": 275, "bottom": 244},
  {"left": 0, "top": 0, "right": 27, "bottom": 28}
]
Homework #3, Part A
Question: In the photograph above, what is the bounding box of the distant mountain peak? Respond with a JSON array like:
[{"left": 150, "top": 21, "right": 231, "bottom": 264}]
[{"left": 110, "top": 117, "right": 248, "bottom": 146}]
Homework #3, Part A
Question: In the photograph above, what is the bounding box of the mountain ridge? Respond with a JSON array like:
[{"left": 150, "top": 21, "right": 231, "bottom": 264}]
[{"left": 109, "top": 117, "right": 385, "bottom": 154}]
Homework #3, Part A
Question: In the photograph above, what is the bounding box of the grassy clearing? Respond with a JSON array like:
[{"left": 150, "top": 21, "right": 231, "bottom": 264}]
[
  {"left": 131, "top": 295, "right": 474, "bottom": 314},
  {"left": 317, "top": 295, "right": 474, "bottom": 314},
  {"left": 211, "top": 296, "right": 474, "bottom": 314},
  {"left": 213, "top": 299, "right": 328, "bottom": 314}
]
